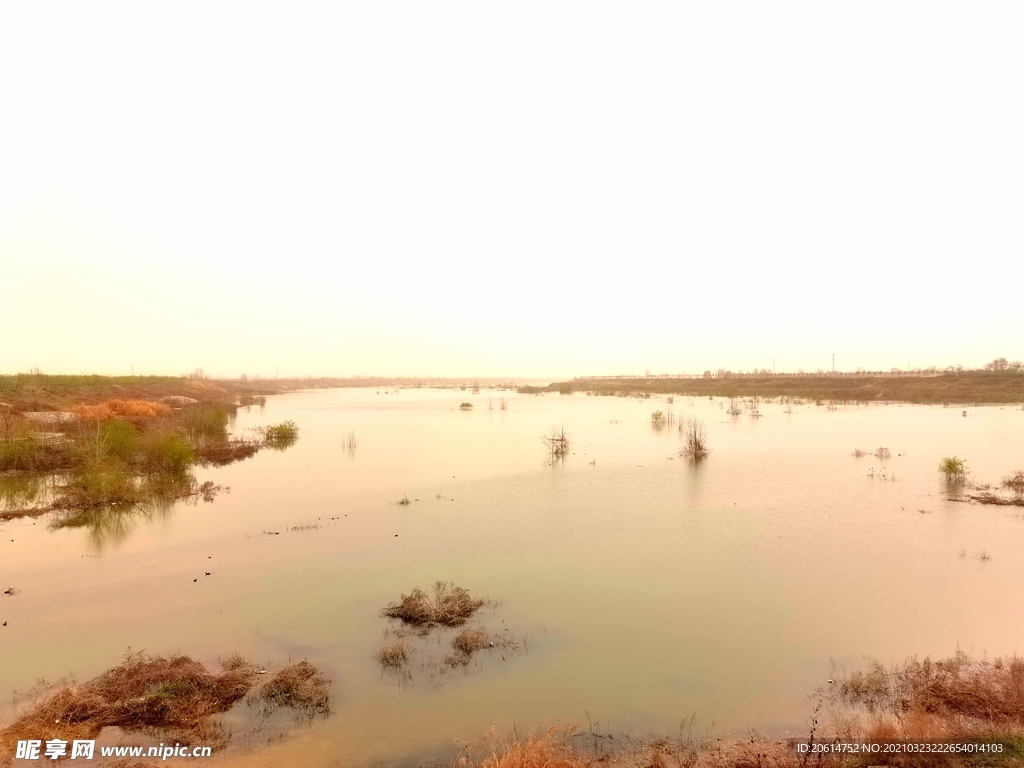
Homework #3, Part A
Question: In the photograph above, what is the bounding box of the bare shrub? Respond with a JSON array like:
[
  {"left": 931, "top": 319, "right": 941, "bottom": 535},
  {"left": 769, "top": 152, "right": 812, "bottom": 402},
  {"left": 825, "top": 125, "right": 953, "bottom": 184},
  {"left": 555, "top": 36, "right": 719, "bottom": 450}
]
[
  {"left": 678, "top": 418, "right": 711, "bottom": 460},
  {"left": 542, "top": 425, "right": 570, "bottom": 459}
]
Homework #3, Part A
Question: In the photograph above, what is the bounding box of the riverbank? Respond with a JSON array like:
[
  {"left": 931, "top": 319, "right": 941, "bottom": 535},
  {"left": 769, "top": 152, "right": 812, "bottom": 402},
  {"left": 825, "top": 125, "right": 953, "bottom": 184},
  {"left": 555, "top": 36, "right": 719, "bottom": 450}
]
[
  {"left": 525, "top": 371, "right": 1024, "bottom": 404},
  {"left": 0, "top": 374, "right": 529, "bottom": 413}
]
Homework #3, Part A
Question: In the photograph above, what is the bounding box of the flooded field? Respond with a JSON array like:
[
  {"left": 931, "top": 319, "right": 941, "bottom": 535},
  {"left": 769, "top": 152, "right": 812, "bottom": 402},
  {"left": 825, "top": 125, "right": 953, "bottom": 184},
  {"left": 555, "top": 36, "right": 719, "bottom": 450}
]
[{"left": 3, "top": 388, "right": 1024, "bottom": 765}]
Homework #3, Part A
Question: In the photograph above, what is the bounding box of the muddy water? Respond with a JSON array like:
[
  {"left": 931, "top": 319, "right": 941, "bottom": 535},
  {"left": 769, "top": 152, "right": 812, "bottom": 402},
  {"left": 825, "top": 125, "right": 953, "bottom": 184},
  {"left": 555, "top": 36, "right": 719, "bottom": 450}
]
[{"left": 2, "top": 390, "right": 1024, "bottom": 765}]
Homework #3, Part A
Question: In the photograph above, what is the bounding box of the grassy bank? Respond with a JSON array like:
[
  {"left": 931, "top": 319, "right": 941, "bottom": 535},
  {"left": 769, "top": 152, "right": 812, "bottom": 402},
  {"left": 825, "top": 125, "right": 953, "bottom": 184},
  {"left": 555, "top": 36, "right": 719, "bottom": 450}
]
[
  {"left": 0, "top": 397, "right": 299, "bottom": 519},
  {"left": 525, "top": 370, "right": 1024, "bottom": 404}
]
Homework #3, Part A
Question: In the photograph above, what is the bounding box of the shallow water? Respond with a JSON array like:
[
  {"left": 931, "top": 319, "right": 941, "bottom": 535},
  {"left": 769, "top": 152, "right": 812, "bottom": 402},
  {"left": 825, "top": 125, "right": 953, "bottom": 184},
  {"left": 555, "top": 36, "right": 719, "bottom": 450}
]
[{"left": 2, "top": 389, "right": 1024, "bottom": 765}]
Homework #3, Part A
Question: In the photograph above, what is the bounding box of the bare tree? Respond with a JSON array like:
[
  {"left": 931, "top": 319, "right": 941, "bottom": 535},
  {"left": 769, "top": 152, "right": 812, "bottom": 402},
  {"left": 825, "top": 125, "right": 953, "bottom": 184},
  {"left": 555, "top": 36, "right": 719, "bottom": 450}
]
[
  {"left": 0, "top": 406, "right": 20, "bottom": 443},
  {"left": 542, "top": 425, "right": 570, "bottom": 459},
  {"left": 678, "top": 417, "right": 711, "bottom": 459}
]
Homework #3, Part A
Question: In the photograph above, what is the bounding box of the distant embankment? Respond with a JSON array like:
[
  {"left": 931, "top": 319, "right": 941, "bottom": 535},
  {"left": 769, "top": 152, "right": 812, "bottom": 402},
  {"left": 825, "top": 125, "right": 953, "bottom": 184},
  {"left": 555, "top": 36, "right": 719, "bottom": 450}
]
[
  {"left": 523, "top": 372, "right": 1024, "bottom": 404},
  {"left": 0, "top": 374, "right": 511, "bottom": 411}
]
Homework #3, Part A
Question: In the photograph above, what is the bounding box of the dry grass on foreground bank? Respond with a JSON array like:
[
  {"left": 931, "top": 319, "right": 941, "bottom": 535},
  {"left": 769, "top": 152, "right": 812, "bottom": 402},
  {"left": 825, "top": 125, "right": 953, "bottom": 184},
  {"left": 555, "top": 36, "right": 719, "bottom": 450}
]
[
  {"left": 452, "top": 651, "right": 1024, "bottom": 768},
  {"left": 0, "top": 653, "right": 330, "bottom": 760},
  {"left": 454, "top": 725, "right": 803, "bottom": 768}
]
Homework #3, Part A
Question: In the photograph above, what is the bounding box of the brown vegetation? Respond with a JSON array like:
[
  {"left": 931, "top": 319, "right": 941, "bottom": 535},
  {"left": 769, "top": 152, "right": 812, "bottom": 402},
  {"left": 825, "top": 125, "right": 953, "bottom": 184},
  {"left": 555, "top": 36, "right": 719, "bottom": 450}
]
[
  {"left": 253, "top": 661, "right": 331, "bottom": 718},
  {"left": 454, "top": 725, "right": 804, "bottom": 768},
  {"left": 963, "top": 492, "right": 1024, "bottom": 507},
  {"left": 452, "top": 627, "right": 493, "bottom": 656},
  {"left": 72, "top": 400, "right": 172, "bottom": 420},
  {"left": 382, "top": 581, "right": 486, "bottom": 627},
  {"left": 445, "top": 627, "right": 518, "bottom": 668},
  {"left": 829, "top": 650, "right": 1024, "bottom": 746},
  {"left": 0, "top": 653, "right": 257, "bottom": 755},
  {"left": 377, "top": 635, "right": 411, "bottom": 670}
]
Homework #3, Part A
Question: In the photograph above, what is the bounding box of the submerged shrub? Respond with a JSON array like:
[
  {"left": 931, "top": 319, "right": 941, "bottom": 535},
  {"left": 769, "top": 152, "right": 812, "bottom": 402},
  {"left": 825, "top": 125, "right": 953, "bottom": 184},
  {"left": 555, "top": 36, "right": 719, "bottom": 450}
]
[
  {"left": 63, "top": 463, "right": 138, "bottom": 507},
  {"left": 678, "top": 417, "right": 711, "bottom": 459},
  {"left": 0, "top": 439, "right": 37, "bottom": 472},
  {"left": 141, "top": 432, "right": 194, "bottom": 474},
  {"left": 939, "top": 456, "right": 968, "bottom": 483},
  {"left": 101, "top": 420, "right": 136, "bottom": 462},
  {"left": 181, "top": 404, "right": 230, "bottom": 439},
  {"left": 259, "top": 421, "right": 298, "bottom": 449},
  {"left": 1003, "top": 470, "right": 1024, "bottom": 494}
]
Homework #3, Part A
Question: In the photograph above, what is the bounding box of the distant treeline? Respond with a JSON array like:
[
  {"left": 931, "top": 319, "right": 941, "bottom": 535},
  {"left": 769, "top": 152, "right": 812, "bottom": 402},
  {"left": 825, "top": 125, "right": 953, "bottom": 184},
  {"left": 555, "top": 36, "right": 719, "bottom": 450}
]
[{"left": 521, "top": 363, "right": 1024, "bottom": 404}]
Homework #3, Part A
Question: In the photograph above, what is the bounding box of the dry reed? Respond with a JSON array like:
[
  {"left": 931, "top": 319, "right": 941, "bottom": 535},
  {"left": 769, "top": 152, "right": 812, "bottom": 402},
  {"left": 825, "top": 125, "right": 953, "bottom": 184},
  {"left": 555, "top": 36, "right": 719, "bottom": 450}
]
[
  {"left": 382, "top": 581, "right": 486, "bottom": 627},
  {"left": 72, "top": 400, "right": 171, "bottom": 420},
  {"left": 254, "top": 661, "right": 330, "bottom": 717},
  {"left": 0, "top": 652, "right": 256, "bottom": 753}
]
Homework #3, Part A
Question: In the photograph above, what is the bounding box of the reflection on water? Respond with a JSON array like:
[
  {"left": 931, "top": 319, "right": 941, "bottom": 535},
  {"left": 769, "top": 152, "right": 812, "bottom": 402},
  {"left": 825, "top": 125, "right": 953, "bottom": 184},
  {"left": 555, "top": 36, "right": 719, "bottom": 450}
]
[
  {"left": 2, "top": 470, "right": 224, "bottom": 551},
  {"left": 0, "top": 472, "right": 61, "bottom": 513},
  {"left": 3, "top": 389, "right": 1024, "bottom": 767},
  {"left": 45, "top": 481, "right": 220, "bottom": 552}
]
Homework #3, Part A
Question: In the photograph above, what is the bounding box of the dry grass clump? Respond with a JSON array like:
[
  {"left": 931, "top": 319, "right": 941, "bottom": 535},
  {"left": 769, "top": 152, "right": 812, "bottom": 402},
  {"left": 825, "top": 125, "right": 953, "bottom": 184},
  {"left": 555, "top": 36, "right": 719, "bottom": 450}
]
[
  {"left": 377, "top": 636, "right": 410, "bottom": 669},
  {"left": 255, "top": 661, "right": 330, "bottom": 717},
  {"left": 452, "top": 627, "right": 493, "bottom": 656},
  {"left": 460, "top": 727, "right": 592, "bottom": 768},
  {"left": 382, "top": 581, "right": 486, "bottom": 627},
  {"left": 446, "top": 628, "right": 498, "bottom": 668},
  {"left": 72, "top": 400, "right": 171, "bottom": 420},
  {"left": 0, "top": 652, "right": 257, "bottom": 752}
]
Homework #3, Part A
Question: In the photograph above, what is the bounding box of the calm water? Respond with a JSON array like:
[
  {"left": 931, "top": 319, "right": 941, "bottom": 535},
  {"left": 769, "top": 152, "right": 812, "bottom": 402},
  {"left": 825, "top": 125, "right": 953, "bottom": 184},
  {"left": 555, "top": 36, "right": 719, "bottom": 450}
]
[{"left": 3, "top": 389, "right": 1024, "bottom": 765}]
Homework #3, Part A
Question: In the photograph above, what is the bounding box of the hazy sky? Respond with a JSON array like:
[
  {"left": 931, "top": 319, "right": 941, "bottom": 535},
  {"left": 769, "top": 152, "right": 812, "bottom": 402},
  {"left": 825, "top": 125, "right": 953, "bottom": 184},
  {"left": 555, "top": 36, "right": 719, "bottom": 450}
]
[{"left": 2, "top": 3, "right": 1022, "bottom": 378}]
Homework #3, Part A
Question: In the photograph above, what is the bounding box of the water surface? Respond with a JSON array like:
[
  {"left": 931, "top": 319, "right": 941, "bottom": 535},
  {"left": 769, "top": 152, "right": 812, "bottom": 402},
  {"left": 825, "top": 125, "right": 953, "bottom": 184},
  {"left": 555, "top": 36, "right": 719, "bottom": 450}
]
[{"left": 3, "top": 389, "right": 1024, "bottom": 765}]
